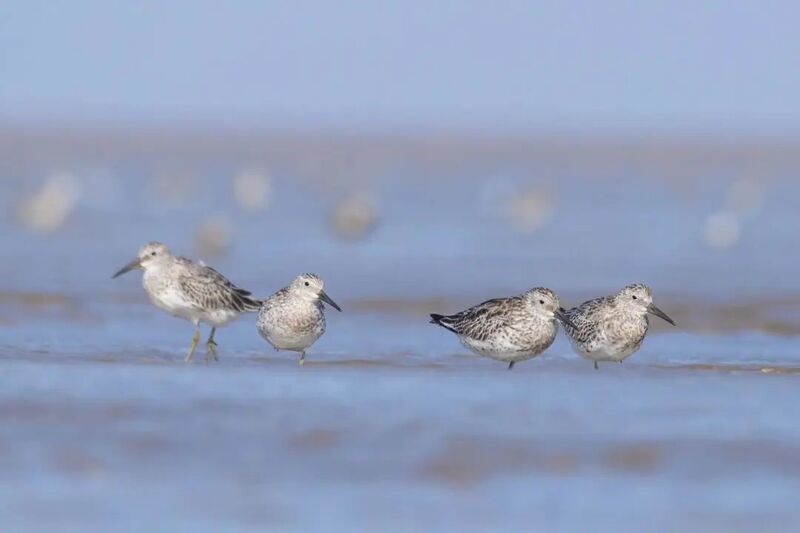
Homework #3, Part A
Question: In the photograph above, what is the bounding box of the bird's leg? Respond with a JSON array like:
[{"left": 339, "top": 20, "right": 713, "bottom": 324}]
[
  {"left": 507, "top": 361, "right": 515, "bottom": 370},
  {"left": 299, "top": 351, "right": 306, "bottom": 366},
  {"left": 185, "top": 325, "right": 201, "bottom": 363},
  {"left": 594, "top": 361, "right": 599, "bottom": 370},
  {"left": 206, "top": 327, "right": 218, "bottom": 362}
]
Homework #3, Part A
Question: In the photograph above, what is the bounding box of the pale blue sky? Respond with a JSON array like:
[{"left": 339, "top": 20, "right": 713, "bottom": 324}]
[{"left": 2, "top": 1, "right": 799, "bottom": 133}]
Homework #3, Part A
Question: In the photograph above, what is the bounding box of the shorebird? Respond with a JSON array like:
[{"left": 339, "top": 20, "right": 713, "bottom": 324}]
[
  {"left": 112, "top": 242, "right": 261, "bottom": 362},
  {"left": 257, "top": 273, "right": 341, "bottom": 365},
  {"left": 562, "top": 283, "right": 675, "bottom": 369},
  {"left": 429, "top": 287, "right": 575, "bottom": 369}
]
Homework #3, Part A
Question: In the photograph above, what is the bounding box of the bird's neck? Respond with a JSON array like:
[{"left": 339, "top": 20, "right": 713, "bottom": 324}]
[{"left": 143, "top": 258, "right": 172, "bottom": 278}]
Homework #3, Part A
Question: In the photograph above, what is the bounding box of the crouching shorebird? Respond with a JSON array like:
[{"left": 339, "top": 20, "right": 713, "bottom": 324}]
[
  {"left": 430, "top": 287, "right": 576, "bottom": 370},
  {"left": 562, "top": 283, "right": 675, "bottom": 369},
  {"left": 112, "top": 242, "right": 262, "bottom": 362},
  {"left": 257, "top": 274, "right": 341, "bottom": 365}
]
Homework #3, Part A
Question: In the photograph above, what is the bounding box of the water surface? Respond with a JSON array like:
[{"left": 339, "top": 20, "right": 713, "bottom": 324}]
[{"left": 1, "top": 132, "right": 798, "bottom": 531}]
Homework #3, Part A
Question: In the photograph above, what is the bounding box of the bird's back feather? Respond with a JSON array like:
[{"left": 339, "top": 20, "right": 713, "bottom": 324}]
[{"left": 176, "top": 258, "right": 262, "bottom": 313}]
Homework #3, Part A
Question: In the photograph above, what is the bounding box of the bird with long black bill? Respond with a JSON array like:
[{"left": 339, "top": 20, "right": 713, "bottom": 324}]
[
  {"left": 257, "top": 273, "right": 341, "bottom": 365},
  {"left": 430, "top": 287, "right": 576, "bottom": 370},
  {"left": 561, "top": 283, "right": 676, "bottom": 369},
  {"left": 112, "top": 241, "right": 261, "bottom": 362}
]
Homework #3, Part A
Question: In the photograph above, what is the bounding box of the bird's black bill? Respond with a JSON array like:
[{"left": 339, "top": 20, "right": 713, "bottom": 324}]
[
  {"left": 555, "top": 309, "right": 578, "bottom": 330},
  {"left": 112, "top": 258, "right": 142, "bottom": 279},
  {"left": 647, "top": 303, "right": 675, "bottom": 326},
  {"left": 319, "top": 290, "right": 342, "bottom": 312}
]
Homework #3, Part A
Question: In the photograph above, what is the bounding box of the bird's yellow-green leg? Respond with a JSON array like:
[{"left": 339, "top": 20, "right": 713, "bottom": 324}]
[
  {"left": 206, "top": 327, "right": 218, "bottom": 362},
  {"left": 299, "top": 351, "right": 306, "bottom": 366},
  {"left": 185, "top": 325, "right": 201, "bottom": 363}
]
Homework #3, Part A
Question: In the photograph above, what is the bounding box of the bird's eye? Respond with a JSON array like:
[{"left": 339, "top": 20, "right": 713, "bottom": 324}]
[
  {"left": 632, "top": 295, "right": 637, "bottom": 300},
  {"left": 151, "top": 251, "right": 156, "bottom": 256},
  {"left": 539, "top": 299, "right": 545, "bottom": 305},
  {"left": 304, "top": 281, "right": 310, "bottom": 287}
]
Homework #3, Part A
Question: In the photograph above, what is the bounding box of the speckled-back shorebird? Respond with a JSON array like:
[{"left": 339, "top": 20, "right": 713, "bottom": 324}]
[
  {"left": 562, "top": 283, "right": 675, "bottom": 369},
  {"left": 429, "top": 287, "right": 576, "bottom": 369},
  {"left": 112, "top": 242, "right": 261, "bottom": 362},
  {"left": 257, "top": 273, "right": 341, "bottom": 365}
]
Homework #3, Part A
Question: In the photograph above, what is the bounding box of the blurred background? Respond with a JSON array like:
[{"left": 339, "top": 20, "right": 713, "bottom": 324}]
[{"left": 1, "top": 2, "right": 800, "bottom": 532}]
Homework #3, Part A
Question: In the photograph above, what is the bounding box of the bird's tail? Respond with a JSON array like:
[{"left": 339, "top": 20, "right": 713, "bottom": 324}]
[
  {"left": 429, "top": 313, "right": 459, "bottom": 333},
  {"left": 232, "top": 288, "right": 263, "bottom": 312},
  {"left": 242, "top": 297, "right": 263, "bottom": 312}
]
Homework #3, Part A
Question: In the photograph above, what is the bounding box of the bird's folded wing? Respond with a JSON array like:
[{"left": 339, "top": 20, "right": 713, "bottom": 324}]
[
  {"left": 564, "top": 297, "right": 609, "bottom": 340},
  {"left": 178, "top": 264, "right": 261, "bottom": 312},
  {"left": 446, "top": 298, "right": 516, "bottom": 341}
]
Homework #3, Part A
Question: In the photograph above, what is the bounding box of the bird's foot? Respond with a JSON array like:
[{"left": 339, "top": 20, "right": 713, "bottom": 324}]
[
  {"left": 185, "top": 328, "right": 201, "bottom": 363},
  {"left": 206, "top": 340, "right": 218, "bottom": 362}
]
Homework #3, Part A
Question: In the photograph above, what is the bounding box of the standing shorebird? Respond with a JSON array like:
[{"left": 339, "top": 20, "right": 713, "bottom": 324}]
[
  {"left": 562, "top": 283, "right": 675, "bottom": 369},
  {"left": 112, "top": 242, "right": 262, "bottom": 362},
  {"left": 429, "top": 287, "right": 576, "bottom": 370},
  {"left": 257, "top": 273, "right": 341, "bottom": 365}
]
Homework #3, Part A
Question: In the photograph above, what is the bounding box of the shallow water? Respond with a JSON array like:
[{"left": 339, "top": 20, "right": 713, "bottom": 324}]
[
  {"left": 1, "top": 326, "right": 799, "bottom": 532},
  {"left": 1, "top": 133, "right": 799, "bottom": 531}
]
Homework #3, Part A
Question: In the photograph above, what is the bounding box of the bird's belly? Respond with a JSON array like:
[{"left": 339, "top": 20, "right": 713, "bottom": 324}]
[
  {"left": 258, "top": 310, "right": 324, "bottom": 351},
  {"left": 459, "top": 335, "right": 549, "bottom": 362},
  {"left": 263, "top": 328, "right": 322, "bottom": 351},
  {"left": 574, "top": 338, "right": 642, "bottom": 362},
  {"left": 148, "top": 288, "right": 197, "bottom": 321},
  {"left": 198, "top": 309, "right": 240, "bottom": 327},
  {"left": 609, "top": 341, "right": 642, "bottom": 361},
  {"left": 148, "top": 289, "right": 238, "bottom": 326}
]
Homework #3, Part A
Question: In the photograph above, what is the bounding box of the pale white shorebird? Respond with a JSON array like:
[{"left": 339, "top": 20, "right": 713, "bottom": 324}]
[
  {"left": 257, "top": 273, "right": 341, "bottom": 365},
  {"left": 562, "top": 283, "right": 675, "bottom": 369},
  {"left": 429, "top": 287, "right": 576, "bottom": 370},
  {"left": 112, "top": 242, "right": 261, "bottom": 362}
]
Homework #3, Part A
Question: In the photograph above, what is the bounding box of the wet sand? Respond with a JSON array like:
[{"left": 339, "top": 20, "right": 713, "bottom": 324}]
[
  {"left": 0, "top": 342, "right": 799, "bottom": 532},
  {"left": 1, "top": 301, "right": 799, "bottom": 532}
]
